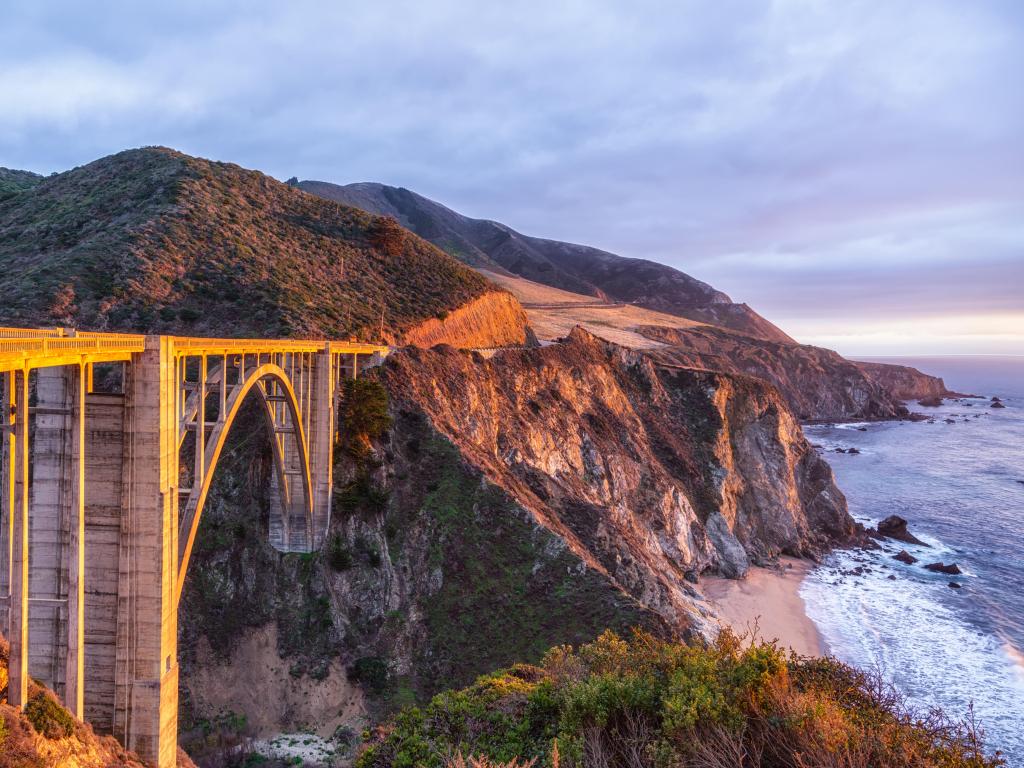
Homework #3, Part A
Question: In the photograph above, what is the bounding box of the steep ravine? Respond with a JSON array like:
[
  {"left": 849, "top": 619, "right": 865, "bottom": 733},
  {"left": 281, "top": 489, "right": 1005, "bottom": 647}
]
[{"left": 178, "top": 329, "right": 856, "bottom": 761}]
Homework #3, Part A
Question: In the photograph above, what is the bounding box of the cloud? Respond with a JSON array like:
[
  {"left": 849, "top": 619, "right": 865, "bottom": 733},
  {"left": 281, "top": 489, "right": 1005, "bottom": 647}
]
[{"left": 1, "top": 0, "right": 1021, "bottom": 354}]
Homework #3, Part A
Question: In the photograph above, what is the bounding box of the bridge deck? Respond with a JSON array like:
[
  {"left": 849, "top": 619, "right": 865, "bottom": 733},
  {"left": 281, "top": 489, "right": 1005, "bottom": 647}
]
[{"left": 0, "top": 327, "right": 388, "bottom": 372}]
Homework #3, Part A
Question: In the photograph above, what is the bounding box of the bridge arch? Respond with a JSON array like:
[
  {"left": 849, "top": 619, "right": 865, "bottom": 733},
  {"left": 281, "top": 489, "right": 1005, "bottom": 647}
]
[{"left": 175, "top": 362, "right": 313, "bottom": 602}]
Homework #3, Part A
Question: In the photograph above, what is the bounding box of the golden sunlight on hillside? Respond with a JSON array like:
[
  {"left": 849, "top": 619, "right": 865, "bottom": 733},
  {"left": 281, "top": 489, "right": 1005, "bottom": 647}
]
[{"left": 476, "top": 269, "right": 705, "bottom": 348}]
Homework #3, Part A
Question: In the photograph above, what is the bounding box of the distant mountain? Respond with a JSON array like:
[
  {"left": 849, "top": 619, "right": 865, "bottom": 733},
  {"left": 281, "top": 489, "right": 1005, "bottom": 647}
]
[
  {"left": 0, "top": 148, "right": 527, "bottom": 345},
  {"left": 298, "top": 180, "right": 795, "bottom": 343}
]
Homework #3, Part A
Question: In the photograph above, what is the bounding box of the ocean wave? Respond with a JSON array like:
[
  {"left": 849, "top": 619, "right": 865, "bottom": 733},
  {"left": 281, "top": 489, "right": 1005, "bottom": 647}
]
[{"left": 802, "top": 550, "right": 1024, "bottom": 763}]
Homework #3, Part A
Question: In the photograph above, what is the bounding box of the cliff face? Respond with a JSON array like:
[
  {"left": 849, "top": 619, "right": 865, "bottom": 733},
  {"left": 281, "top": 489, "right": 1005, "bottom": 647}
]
[
  {"left": 382, "top": 329, "right": 854, "bottom": 588},
  {"left": 854, "top": 360, "right": 951, "bottom": 400},
  {"left": 637, "top": 324, "right": 911, "bottom": 422},
  {"left": 400, "top": 291, "right": 532, "bottom": 349},
  {"left": 178, "top": 329, "right": 854, "bottom": 753}
]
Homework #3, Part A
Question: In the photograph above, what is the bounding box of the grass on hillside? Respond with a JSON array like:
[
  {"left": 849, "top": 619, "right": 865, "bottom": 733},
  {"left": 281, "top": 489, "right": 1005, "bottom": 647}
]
[
  {"left": 357, "top": 629, "right": 1003, "bottom": 768},
  {"left": 0, "top": 148, "right": 493, "bottom": 339}
]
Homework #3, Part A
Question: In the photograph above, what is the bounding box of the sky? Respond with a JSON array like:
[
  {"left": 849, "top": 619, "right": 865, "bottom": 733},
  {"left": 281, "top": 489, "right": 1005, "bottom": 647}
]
[{"left": 2, "top": 0, "right": 1022, "bottom": 356}]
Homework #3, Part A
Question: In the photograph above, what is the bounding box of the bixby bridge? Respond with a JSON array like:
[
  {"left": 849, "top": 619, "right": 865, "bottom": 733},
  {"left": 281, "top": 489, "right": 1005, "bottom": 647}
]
[{"left": 0, "top": 327, "right": 389, "bottom": 767}]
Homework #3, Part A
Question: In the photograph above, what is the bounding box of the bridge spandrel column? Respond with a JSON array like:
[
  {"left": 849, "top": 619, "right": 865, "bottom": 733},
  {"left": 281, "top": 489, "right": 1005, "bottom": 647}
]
[
  {"left": 82, "top": 391, "right": 128, "bottom": 733},
  {"left": 115, "top": 336, "right": 179, "bottom": 768}
]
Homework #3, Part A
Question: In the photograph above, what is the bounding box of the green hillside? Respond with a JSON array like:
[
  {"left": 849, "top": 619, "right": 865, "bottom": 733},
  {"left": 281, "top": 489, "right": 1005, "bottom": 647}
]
[{"left": 0, "top": 148, "right": 491, "bottom": 339}]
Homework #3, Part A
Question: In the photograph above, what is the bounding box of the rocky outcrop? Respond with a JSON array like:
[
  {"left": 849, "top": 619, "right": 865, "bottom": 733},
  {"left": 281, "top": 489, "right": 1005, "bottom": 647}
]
[
  {"left": 382, "top": 328, "right": 854, "bottom": 595},
  {"left": 401, "top": 291, "right": 533, "bottom": 349},
  {"left": 854, "top": 360, "right": 951, "bottom": 400},
  {"left": 637, "top": 324, "right": 908, "bottom": 422},
  {"left": 876, "top": 515, "right": 928, "bottom": 546}
]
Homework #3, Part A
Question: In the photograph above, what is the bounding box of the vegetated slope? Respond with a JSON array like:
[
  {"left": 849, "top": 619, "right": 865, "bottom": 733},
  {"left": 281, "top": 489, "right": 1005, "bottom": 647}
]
[
  {"left": 0, "top": 634, "right": 194, "bottom": 768},
  {"left": 298, "top": 180, "right": 795, "bottom": 343},
  {"left": 358, "top": 630, "right": 1003, "bottom": 768},
  {"left": 0, "top": 168, "right": 43, "bottom": 196},
  {"left": 0, "top": 148, "right": 527, "bottom": 345},
  {"left": 178, "top": 329, "right": 857, "bottom": 753}
]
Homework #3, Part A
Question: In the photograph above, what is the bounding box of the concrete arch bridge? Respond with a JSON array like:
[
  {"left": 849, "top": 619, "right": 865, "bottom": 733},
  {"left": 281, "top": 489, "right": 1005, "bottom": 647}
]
[{"left": 0, "top": 328, "right": 388, "bottom": 767}]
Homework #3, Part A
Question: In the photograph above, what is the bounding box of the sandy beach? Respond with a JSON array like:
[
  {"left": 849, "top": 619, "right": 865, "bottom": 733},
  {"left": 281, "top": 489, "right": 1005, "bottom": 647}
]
[{"left": 702, "top": 557, "right": 826, "bottom": 657}]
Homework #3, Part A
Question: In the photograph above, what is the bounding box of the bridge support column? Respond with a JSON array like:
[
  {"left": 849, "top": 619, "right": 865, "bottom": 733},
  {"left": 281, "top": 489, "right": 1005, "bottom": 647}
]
[
  {"left": 114, "top": 336, "right": 178, "bottom": 768},
  {"left": 0, "top": 373, "right": 13, "bottom": 668},
  {"left": 6, "top": 369, "right": 30, "bottom": 708},
  {"left": 309, "top": 350, "right": 335, "bottom": 548},
  {"left": 26, "top": 366, "right": 86, "bottom": 717}
]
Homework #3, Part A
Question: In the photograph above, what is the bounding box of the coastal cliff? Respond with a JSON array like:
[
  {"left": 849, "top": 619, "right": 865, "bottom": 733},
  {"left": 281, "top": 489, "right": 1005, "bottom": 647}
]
[
  {"left": 855, "top": 360, "right": 951, "bottom": 400},
  {"left": 178, "top": 329, "right": 854, "bottom": 754},
  {"left": 639, "top": 324, "right": 915, "bottom": 421}
]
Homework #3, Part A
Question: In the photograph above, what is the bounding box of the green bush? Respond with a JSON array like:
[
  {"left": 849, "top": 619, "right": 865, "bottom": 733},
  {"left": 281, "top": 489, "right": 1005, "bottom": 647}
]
[
  {"left": 356, "top": 630, "right": 1004, "bottom": 768},
  {"left": 349, "top": 656, "right": 389, "bottom": 694},
  {"left": 25, "top": 691, "right": 75, "bottom": 739},
  {"left": 339, "top": 379, "right": 392, "bottom": 460},
  {"left": 328, "top": 534, "right": 354, "bottom": 571}
]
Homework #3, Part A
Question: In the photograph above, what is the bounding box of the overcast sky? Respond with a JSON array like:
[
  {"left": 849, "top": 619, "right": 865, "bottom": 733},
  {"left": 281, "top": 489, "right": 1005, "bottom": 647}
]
[{"left": 2, "top": 0, "right": 1022, "bottom": 355}]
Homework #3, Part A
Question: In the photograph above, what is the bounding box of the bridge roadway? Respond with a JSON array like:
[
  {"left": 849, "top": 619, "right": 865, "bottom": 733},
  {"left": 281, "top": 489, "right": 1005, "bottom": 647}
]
[{"left": 0, "top": 327, "right": 388, "bottom": 767}]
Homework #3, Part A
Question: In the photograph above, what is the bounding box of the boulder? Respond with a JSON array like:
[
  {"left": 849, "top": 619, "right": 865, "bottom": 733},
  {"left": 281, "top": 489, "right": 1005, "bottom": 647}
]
[
  {"left": 877, "top": 515, "right": 928, "bottom": 546},
  {"left": 924, "top": 562, "right": 962, "bottom": 575},
  {"left": 847, "top": 447, "right": 861, "bottom": 454},
  {"left": 948, "top": 582, "right": 962, "bottom": 589},
  {"left": 917, "top": 396, "right": 943, "bottom": 407},
  {"left": 991, "top": 401, "right": 1006, "bottom": 409},
  {"left": 893, "top": 550, "right": 918, "bottom": 565}
]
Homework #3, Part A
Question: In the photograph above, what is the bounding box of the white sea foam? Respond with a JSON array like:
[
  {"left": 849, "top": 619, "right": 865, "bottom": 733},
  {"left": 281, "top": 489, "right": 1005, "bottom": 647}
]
[{"left": 801, "top": 549, "right": 1024, "bottom": 764}]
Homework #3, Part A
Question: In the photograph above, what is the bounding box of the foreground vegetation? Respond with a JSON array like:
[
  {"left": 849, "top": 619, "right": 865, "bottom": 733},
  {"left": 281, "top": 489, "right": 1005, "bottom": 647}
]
[{"left": 358, "top": 630, "right": 1002, "bottom": 768}]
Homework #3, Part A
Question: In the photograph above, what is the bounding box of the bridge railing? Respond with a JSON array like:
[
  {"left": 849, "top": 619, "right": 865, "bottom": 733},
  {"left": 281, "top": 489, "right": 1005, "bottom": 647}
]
[{"left": 0, "top": 328, "right": 390, "bottom": 373}]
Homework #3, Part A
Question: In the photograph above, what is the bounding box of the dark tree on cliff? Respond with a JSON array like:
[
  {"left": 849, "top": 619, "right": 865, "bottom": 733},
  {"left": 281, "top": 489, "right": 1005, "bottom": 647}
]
[
  {"left": 369, "top": 216, "right": 407, "bottom": 257},
  {"left": 339, "top": 379, "right": 392, "bottom": 458}
]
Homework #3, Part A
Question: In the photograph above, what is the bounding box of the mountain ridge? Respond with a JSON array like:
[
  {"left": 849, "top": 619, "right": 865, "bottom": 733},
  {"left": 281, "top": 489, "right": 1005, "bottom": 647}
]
[{"left": 298, "top": 180, "right": 797, "bottom": 344}]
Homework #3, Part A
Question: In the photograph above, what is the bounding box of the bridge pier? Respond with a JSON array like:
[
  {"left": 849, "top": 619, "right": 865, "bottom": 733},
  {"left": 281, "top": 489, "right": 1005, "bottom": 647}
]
[
  {"left": 3, "top": 369, "right": 30, "bottom": 708},
  {"left": 24, "top": 366, "right": 87, "bottom": 717},
  {"left": 114, "top": 336, "right": 179, "bottom": 767}
]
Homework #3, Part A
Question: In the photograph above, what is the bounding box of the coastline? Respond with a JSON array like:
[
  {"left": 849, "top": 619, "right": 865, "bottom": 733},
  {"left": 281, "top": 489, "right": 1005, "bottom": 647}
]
[{"left": 702, "top": 556, "right": 825, "bottom": 657}]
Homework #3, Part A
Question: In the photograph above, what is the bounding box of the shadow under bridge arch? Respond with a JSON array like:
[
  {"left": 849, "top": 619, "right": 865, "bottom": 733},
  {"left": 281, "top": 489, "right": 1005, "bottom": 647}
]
[{"left": 176, "top": 362, "right": 323, "bottom": 601}]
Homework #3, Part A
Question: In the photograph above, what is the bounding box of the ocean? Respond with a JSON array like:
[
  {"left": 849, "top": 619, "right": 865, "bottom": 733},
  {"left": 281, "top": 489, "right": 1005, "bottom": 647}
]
[{"left": 802, "top": 355, "right": 1024, "bottom": 765}]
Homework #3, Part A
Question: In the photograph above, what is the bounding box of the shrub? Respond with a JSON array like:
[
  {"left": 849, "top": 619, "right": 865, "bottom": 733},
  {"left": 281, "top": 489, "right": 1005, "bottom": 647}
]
[
  {"left": 369, "top": 216, "right": 407, "bottom": 257},
  {"left": 356, "top": 630, "right": 1005, "bottom": 768},
  {"left": 24, "top": 691, "right": 75, "bottom": 739},
  {"left": 340, "top": 379, "right": 392, "bottom": 451},
  {"left": 328, "top": 534, "right": 354, "bottom": 571},
  {"left": 349, "top": 657, "right": 389, "bottom": 694}
]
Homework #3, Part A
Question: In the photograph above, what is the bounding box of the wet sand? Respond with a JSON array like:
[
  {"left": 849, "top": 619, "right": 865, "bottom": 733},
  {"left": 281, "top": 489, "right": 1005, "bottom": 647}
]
[{"left": 702, "top": 557, "right": 826, "bottom": 657}]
